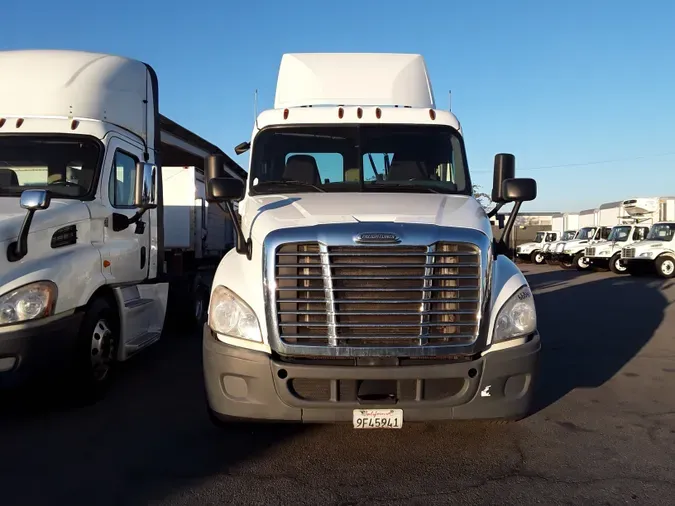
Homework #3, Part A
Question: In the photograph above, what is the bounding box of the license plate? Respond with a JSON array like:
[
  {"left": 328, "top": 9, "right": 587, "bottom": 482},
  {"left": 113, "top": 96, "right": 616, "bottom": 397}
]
[{"left": 352, "top": 408, "right": 403, "bottom": 429}]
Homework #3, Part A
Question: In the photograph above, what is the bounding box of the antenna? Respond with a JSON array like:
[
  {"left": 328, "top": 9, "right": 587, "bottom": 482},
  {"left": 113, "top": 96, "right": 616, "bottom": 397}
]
[
  {"left": 254, "top": 89, "right": 260, "bottom": 129},
  {"left": 448, "top": 90, "right": 452, "bottom": 111}
]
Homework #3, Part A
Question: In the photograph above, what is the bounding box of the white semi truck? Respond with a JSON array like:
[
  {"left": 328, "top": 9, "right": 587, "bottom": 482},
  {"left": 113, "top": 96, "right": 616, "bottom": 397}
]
[
  {"left": 541, "top": 229, "right": 577, "bottom": 264},
  {"left": 556, "top": 225, "right": 612, "bottom": 270},
  {"left": 622, "top": 221, "right": 675, "bottom": 278},
  {"left": 202, "top": 53, "right": 540, "bottom": 428},
  {"left": 515, "top": 231, "right": 559, "bottom": 264},
  {"left": 584, "top": 198, "right": 656, "bottom": 273},
  {"left": 0, "top": 49, "right": 246, "bottom": 397}
]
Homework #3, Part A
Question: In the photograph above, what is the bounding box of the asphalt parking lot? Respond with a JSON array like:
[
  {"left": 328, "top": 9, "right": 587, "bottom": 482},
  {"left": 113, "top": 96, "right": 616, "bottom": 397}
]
[{"left": 1, "top": 264, "right": 674, "bottom": 505}]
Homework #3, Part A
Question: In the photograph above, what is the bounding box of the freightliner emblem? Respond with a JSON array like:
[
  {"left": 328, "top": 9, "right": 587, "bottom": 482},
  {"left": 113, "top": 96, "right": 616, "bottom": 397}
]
[{"left": 354, "top": 232, "right": 401, "bottom": 244}]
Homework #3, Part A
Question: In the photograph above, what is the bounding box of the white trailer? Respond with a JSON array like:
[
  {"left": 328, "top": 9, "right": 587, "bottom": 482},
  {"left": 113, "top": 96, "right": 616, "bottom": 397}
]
[
  {"left": 0, "top": 49, "right": 246, "bottom": 397},
  {"left": 551, "top": 214, "right": 564, "bottom": 232},
  {"left": 597, "top": 201, "right": 624, "bottom": 227},
  {"left": 202, "top": 52, "right": 541, "bottom": 427},
  {"left": 578, "top": 208, "right": 596, "bottom": 228},
  {"left": 564, "top": 212, "right": 580, "bottom": 230}
]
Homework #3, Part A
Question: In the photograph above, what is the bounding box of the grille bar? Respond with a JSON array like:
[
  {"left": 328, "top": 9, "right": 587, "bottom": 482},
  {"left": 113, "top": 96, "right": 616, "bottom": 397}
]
[{"left": 275, "top": 241, "right": 481, "bottom": 351}]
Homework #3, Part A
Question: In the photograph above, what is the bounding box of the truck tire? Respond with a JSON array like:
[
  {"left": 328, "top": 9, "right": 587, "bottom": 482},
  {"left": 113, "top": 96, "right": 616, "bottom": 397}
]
[
  {"left": 69, "top": 297, "right": 118, "bottom": 401},
  {"left": 609, "top": 253, "right": 628, "bottom": 274},
  {"left": 655, "top": 256, "right": 675, "bottom": 279},
  {"left": 574, "top": 252, "right": 591, "bottom": 271},
  {"left": 531, "top": 251, "right": 545, "bottom": 265}
]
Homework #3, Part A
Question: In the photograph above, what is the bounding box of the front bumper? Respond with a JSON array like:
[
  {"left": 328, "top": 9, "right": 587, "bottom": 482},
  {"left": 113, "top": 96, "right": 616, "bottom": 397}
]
[
  {"left": 203, "top": 325, "right": 541, "bottom": 423},
  {"left": 586, "top": 256, "right": 610, "bottom": 267},
  {"left": 0, "top": 311, "right": 84, "bottom": 388}
]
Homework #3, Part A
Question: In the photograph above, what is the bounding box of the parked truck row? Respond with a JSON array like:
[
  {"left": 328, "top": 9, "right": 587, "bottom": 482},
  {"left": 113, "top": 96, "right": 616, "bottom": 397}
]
[{"left": 518, "top": 197, "right": 675, "bottom": 278}]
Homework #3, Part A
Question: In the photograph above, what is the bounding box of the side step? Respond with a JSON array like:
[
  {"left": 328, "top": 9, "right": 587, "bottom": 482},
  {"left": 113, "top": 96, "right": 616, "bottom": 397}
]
[{"left": 114, "top": 284, "right": 169, "bottom": 361}]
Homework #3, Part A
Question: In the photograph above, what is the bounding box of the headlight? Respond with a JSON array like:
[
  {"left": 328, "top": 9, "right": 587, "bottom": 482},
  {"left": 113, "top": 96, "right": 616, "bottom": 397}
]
[
  {"left": 639, "top": 252, "right": 654, "bottom": 258},
  {"left": 598, "top": 249, "right": 610, "bottom": 256},
  {"left": 208, "top": 285, "right": 262, "bottom": 343},
  {"left": 0, "top": 281, "right": 57, "bottom": 325},
  {"left": 493, "top": 285, "right": 536, "bottom": 344}
]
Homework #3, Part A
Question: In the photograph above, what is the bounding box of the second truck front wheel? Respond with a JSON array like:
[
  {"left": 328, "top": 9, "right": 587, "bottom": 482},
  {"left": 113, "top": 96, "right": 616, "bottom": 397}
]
[
  {"left": 574, "top": 253, "right": 591, "bottom": 271},
  {"left": 531, "top": 251, "right": 545, "bottom": 265},
  {"left": 69, "top": 297, "right": 118, "bottom": 401},
  {"left": 609, "top": 254, "right": 628, "bottom": 274}
]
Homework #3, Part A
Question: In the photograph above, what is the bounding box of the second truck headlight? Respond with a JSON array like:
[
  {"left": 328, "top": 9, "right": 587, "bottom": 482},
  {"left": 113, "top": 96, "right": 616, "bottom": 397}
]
[
  {"left": 208, "top": 285, "right": 262, "bottom": 343},
  {"left": 493, "top": 285, "right": 536, "bottom": 344},
  {"left": 0, "top": 281, "right": 57, "bottom": 325}
]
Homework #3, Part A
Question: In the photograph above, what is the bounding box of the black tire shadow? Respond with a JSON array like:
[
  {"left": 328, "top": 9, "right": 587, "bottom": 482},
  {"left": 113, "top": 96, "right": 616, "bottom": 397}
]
[
  {"left": 526, "top": 270, "right": 668, "bottom": 413},
  {"left": 0, "top": 330, "right": 308, "bottom": 505}
]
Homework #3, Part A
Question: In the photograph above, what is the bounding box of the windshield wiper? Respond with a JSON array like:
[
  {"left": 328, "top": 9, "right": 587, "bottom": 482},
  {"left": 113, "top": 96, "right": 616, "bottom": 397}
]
[
  {"left": 367, "top": 183, "right": 440, "bottom": 194},
  {"left": 253, "top": 180, "right": 325, "bottom": 193}
]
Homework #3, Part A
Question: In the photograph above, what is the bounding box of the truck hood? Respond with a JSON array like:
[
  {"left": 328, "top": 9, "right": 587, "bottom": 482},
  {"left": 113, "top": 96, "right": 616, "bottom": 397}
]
[
  {"left": 563, "top": 239, "right": 591, "bottom": 249},
  {"left": 0, "top": 198, "right": 90, "bottom": 242},
  {"left": 632, "top": 240, "right": 671, "bottom": 251},
  {"left": 518, "top": 241, "right": 543, "bottom": 249},
  {"left": 243, "top": 193, "right": 490, "bottom": 242}
]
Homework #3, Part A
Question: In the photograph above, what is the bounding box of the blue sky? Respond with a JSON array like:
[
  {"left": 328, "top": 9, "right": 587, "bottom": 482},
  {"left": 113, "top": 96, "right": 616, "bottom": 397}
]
[{"left": 3, "top": 0, "right": 674, "bottom": 213}]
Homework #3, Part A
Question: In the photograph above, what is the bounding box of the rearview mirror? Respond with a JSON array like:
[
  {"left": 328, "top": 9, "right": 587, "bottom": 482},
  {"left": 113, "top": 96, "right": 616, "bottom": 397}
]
[
  {"left": 491, "top": 153, "right": 516, "bottom": 203},
  {"left": 502, "top": 178, "right": 537, "bottom": 202},
  {"left": 20, "top": 189, "right": 51, "bottom": 211},
  {"left": 234, "top": 142, "right": 250, "bottom": 155},
  {"left": 134, "top": 162, "right": 158, "bottom": 210},
  {"left": 207, "top": 177, "right": 245, "bottom": 202}
]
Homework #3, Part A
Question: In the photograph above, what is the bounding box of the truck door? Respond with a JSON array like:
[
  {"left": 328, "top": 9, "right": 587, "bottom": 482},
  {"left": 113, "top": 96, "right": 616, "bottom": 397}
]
[{"left": 100, "top": 138, "right": 151, "bottom": 285}]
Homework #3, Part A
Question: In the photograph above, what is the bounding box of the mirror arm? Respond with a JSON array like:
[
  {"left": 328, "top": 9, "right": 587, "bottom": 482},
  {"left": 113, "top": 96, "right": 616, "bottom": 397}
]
[
  {"left": 495, "top": 200, "right": 523, "bottom": 257},
  {"left": 218, "top": 202, "right": 251, "bottom": 259},
  {"left": 7, "top": 209, "right": 37, "bottom": 262},
  {"left": 487, "top": 202, "right": 505, "bottom": 219}
]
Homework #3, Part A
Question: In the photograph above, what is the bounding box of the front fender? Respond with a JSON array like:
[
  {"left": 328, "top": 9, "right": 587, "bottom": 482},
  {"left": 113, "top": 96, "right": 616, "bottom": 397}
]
[
  {"left": 486, "top": 255, "right": 532, "bottom": 346},
  {"left": 209, "top": 246, "right": 271, "bottom": 354}
]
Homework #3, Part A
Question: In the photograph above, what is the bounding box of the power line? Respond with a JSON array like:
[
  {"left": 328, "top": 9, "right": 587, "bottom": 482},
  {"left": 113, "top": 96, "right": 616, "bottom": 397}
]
[{"left": 472, "top": 151, "right": 675, "bottom": 174}]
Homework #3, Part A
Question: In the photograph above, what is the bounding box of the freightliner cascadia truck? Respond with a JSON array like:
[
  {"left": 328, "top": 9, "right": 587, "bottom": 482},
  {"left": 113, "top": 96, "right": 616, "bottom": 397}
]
[
  {"left": 202, "top": 53, "right": 539, "bottom": 427},
  {"left": 0, "top": 49, "right": 246, "bottom": 399}
]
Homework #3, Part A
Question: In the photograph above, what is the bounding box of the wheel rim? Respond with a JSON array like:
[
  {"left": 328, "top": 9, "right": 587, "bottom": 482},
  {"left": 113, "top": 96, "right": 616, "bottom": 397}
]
[
  {"left": 615, "top": 258, "right": 627, "bottom": 272},
  {"left": 535, "top": 253, "right": 543, "bottom": 263},
  {"left": 577, "top": 256, "right": 589, "bottom": 269},
  {"left": 661, "top": 260, "right": 674, "bottom": 276},
  {"left": 90, "top": 319, "right": 114, "bottom": 382}
]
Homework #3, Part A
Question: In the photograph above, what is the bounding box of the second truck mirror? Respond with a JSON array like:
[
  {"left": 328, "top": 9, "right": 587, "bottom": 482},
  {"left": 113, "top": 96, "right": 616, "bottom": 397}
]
[
  {"left": 207, "top": 178, "right": 245, "bottom": 202},
  {"left": 134, "top": 162, "right": 158, "bottom": 209},
  {"left": 491, "top": 153, "right": 516, "bottom": 203},
  {"left": 502, "top": 178, "right": 537, "bottom": 202}
]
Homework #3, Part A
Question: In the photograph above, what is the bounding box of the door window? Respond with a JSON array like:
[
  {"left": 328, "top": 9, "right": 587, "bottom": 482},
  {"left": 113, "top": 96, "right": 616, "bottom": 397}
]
[{"left": 108, "top": 151, "right": 138, "bottom": 208}]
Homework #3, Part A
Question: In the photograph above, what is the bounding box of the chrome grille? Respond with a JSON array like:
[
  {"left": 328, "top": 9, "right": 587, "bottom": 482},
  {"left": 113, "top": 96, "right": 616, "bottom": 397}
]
[
  {"left": 585, "top": 247, "right": 596, "bottom": 256},
  {"left": 274, "top": 242, "right": 481, "bottom": 350},
  {"left": 623, "top": 247, "right": 636, "bottom": 258}
]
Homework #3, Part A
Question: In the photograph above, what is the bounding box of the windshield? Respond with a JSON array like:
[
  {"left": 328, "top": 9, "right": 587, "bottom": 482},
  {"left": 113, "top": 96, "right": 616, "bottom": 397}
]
[
  {"left": 608, "top": 226, "right": 631, "bottom": 242},
  {"left": 577, "top": 227, "right": 596, "bottom": 240},
  {"left": 646, "top": 223, "right": 675, "bottom": 241},
  {"left": 0, "top": 135, "right": 102, "bottom": 198},
  {"left": 562, "top": 231, "right": 576, "bottom": 240},
  {"left": 533, "top": 232, "right": 545, "bottom": 243},
  {"left": 249, "top": 124, "right": 470, "bottom": 195}
]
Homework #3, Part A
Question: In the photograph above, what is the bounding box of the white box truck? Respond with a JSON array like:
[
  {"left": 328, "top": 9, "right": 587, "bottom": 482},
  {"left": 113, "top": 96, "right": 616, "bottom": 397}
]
[
  {"left": 0, "top": 49, "right": 246, "bottom": 398},
  {"left": 584, "top": 198, "right": 657, "bottom": 273},
  {"left": 202, "top": 53, "right": 540, "bottom": 427}
]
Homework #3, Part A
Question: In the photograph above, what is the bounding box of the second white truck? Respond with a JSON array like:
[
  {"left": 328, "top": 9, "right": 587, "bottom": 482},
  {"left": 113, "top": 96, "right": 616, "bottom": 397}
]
[{"left": 0, "top": 49, "right": 246, "bottom": 397}]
